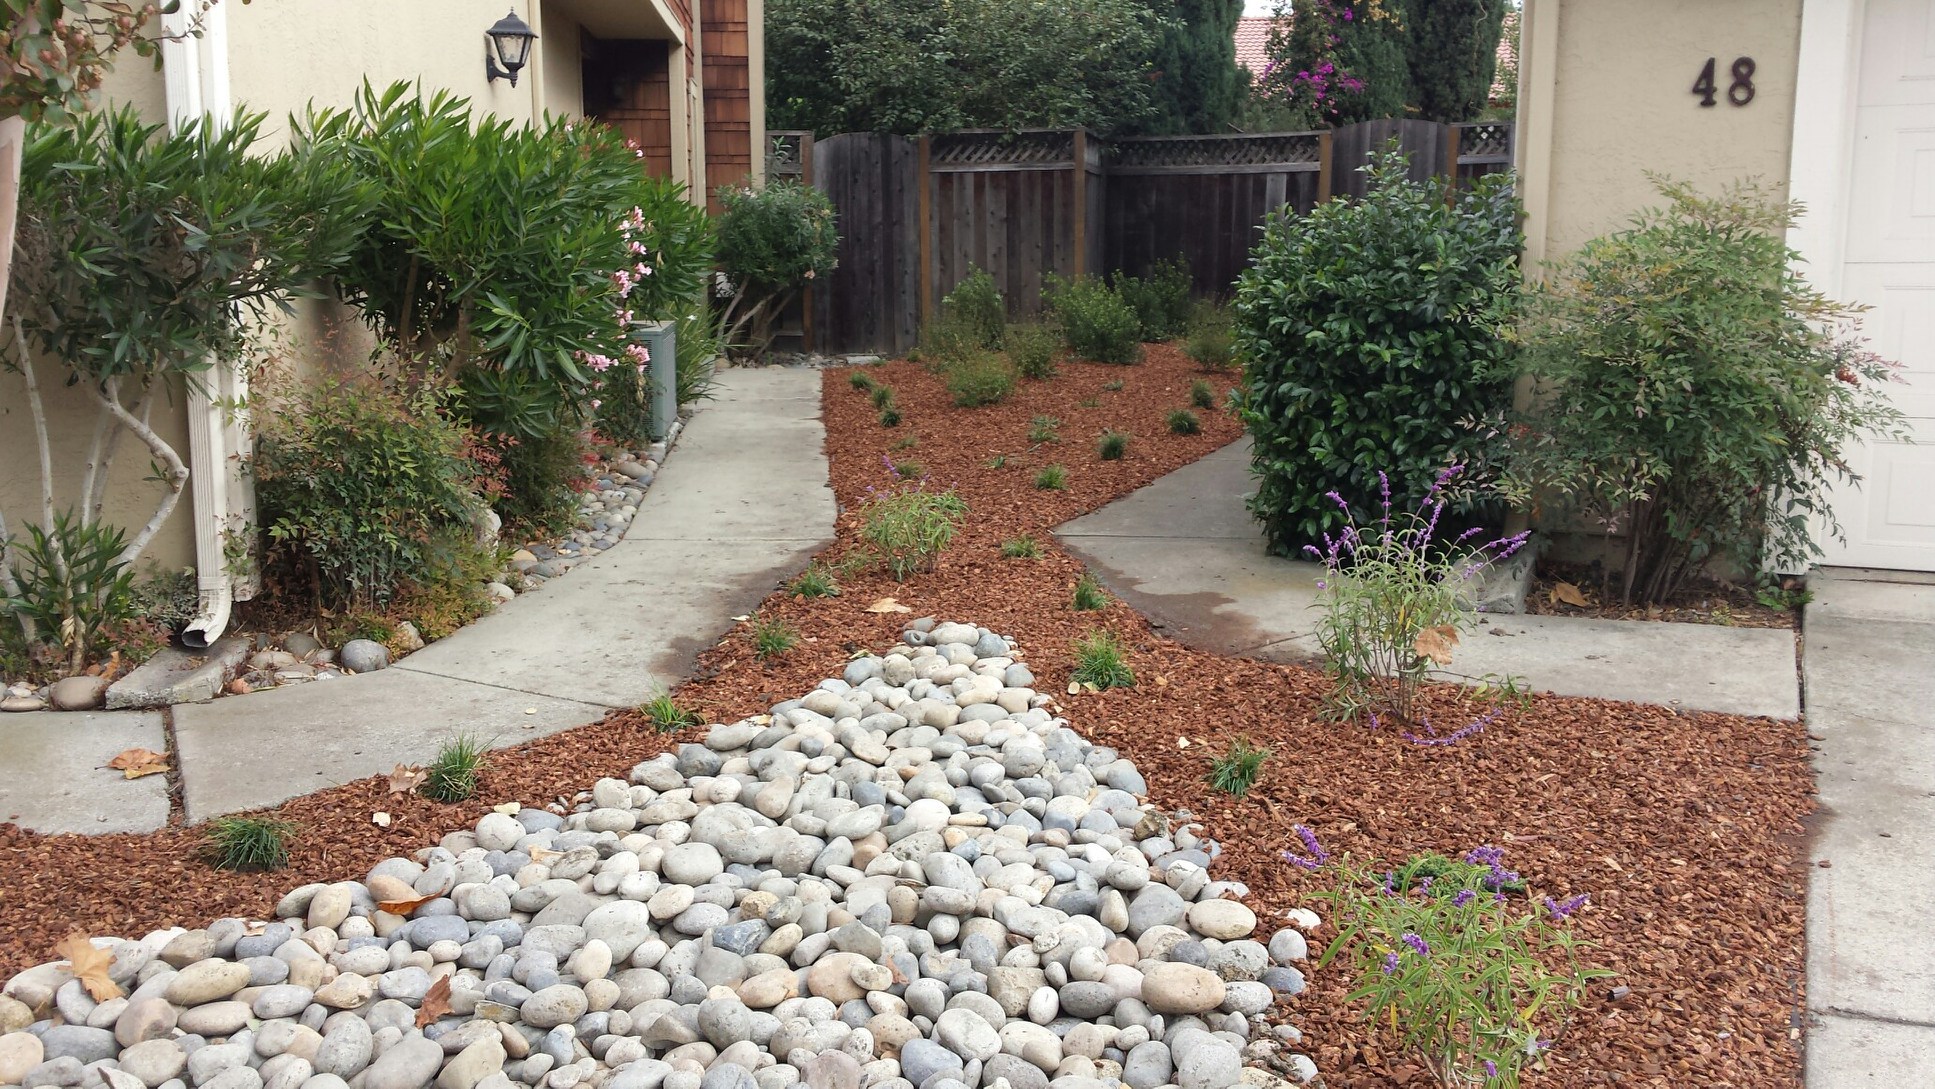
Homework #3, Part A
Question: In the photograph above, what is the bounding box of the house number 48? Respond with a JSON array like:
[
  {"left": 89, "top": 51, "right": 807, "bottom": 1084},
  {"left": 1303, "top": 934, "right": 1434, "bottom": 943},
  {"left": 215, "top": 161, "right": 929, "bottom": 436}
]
[{"left": 1693, "top": 57, "right": 1755, "bottom": 107}]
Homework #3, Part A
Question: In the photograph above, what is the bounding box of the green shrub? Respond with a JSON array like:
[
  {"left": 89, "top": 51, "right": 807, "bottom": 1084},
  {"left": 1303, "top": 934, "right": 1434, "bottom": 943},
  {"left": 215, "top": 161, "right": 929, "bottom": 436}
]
[
  {"left": 1001, "top": 535, "right": 1042, "bottom": 559},
  {"left": 943, "top": 267, "right": 1007, "bottom": 351},
  {"left": 1, "top": 513, "right": 137, "bottom": 676},
  {"left": 203, "top": 818, "right": 295, "bottom": 872},
  {"left": 422, "top": 735, "right": 488, "bottom": 802},
  {"left": 1235, "top": 149, "right": 1521, "bottom": 554},
  {"left": 983, "top": 453, "right": 1009, "bottom": 469},
  {"left": 1034, "top": 464, "right": 1068, "bottom": 490},
  {"left": 1028, "top": 415, "right": 1062, "bottom": 444},
  {"left": 1112, "top": 257, "right": 1193, "bottom": 341},
  {"left": 1497, "top": 179, "right": 1906, "bottom": 606},
  {"left": 1167, "top": 409, "right": 1201, "bottom": 435},
  {"left": 1046, "top": 275, "right": 1143, "bottom": 364},
  {"left": 751, "top": 616, "right": 799, "bottom": 659},
  {"left": 1184, "top": 300, "right": 1238, "bottom": 370},
  {"left": 1005, "top": 321, "right": 1061, "bottom": 379},
  {"left": 1097, "top": 430, "right": 1131, "bottom": 461},
  {"left": 1072, "top": 572, "right": 1109, "bottom": 611},
  {"left": 1206, "top": 737, "right": 1269, "bottom": 797},
  {"left": 1189, "top": 378, "right": 1217, "bottom": 410},
  {"left": 861, "top": 476, "right": 969, "bottom": 580},
  {"left": 715, "top": 180, "right": 839, "bottom": 357},
  {"left": 256, "top": 369, "right": 498, "bottom": 613},
  {"left": 945, "top": 353, "right": 1017, "bottom": 407},
  {"left": 1070, "top": 629, "right": 1134, "bottom": 689},
  {"left": 639, "top": 690, "right": 701, "bottom": 732}
]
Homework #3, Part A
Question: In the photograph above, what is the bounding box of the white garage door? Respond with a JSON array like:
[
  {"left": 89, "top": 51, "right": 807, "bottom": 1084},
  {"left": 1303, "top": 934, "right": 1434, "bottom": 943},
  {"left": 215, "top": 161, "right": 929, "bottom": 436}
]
[{"left": 1820, "top": 0, "right": 1935, "bottom": 570}]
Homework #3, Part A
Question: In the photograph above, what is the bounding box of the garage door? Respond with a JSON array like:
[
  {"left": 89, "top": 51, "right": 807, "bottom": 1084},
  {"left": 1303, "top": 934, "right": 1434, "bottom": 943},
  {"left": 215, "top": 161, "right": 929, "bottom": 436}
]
[{"left": 1819, "top": 0, "right": 1935, "bottom": 570}]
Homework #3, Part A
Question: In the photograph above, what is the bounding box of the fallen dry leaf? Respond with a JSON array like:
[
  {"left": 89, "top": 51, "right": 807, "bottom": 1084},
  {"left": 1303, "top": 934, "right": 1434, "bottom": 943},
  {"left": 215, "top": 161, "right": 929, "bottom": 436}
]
[
  {"left": 1413, "top": 624, "right": 1460, "bottom": 667},
  {"left": 104, "top": 748, "right": 169, "bottom": 780},
  {"left": 491, "top": 801, "right": 521, "bottom": 815},
  {"left": 1552, "top": 581, "right": 1591, "bottom": 608},
  {"left": 415, "top": 975, "right": 452, "bottom": 1028},
  {"left": 227, "top": 678, "right": 252, "bottom": 695},
  {"left": 54, "top": 932, "right": 121, "bottom": 1001},
  {"left": 388, "top": 764, "right": 428, "bottom": 795},
  {"left": 371, "top": 812, "right": 392, "bottom": 828},
  {"left": 866, "top": 597, "right": 913, "bottom": 614},
  {"left": 378, "top": 894, "right": 438, "bottom": 917},
  {"left": 528, "top": 846, "right": 565, "bottom": 864}
]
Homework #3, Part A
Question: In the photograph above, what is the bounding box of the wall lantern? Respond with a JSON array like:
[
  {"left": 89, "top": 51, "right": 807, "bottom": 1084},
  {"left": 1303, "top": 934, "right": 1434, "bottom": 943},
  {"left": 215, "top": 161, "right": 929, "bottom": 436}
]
[{"left": 485, "top": 9, "right": 538, "bottom": 86}]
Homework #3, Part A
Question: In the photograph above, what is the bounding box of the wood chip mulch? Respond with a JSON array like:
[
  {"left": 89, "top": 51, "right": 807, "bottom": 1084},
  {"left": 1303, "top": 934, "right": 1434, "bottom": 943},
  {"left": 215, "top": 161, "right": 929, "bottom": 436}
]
[
  {"left": 1524, "top": 563, "right": 1797, "bottom": 630},
  {"left": 0, "top": 346, "right": 1814, "bottom": 1089}
]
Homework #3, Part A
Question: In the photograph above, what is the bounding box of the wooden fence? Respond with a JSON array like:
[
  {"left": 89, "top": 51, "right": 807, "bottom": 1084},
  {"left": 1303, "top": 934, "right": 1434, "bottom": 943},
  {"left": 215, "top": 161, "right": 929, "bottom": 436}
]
[{"left": 765, "top": 119, "right": 1513, "bottom": 356}]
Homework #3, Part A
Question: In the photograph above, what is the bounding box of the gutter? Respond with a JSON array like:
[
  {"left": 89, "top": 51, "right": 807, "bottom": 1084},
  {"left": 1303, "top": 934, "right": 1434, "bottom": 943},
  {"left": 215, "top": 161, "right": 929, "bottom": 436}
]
[{"left": 163, "top": 4, "right": 252, "bottom": 649}]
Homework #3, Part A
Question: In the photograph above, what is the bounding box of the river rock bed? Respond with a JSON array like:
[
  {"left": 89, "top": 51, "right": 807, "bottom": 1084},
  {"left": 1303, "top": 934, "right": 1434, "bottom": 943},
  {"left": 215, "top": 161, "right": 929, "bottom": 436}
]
[{"left": 0, "top": 620, "right": 1318, "bottom": 1089}]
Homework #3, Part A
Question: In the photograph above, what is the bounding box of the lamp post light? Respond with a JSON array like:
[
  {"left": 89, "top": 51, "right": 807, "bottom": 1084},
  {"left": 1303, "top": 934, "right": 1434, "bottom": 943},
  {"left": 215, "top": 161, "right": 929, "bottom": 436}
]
[{"left": 485, "top": 9, "right": 538, "bottom": 87}]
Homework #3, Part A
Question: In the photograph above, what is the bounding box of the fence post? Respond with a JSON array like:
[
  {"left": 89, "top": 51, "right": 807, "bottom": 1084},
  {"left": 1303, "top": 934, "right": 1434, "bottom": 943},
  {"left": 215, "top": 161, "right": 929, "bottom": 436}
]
[
  {"left": 917, "top": 134, "right": 933, "bottom": 333},
  {"left": 1443, "top": 124, "right": 1461, "bottom": 204},
  {"left": 1317, "top": 130, "right": 1333, "bottom": 204},
  {"left": 1070, "top": 129, "right": 1089, "bottom": 282}
]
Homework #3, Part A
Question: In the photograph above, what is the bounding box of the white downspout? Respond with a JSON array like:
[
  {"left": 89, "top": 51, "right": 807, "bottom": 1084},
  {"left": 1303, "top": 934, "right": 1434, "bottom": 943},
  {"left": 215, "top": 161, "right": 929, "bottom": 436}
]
[{"left": 164, "top": 4, "right": 248, "bottom": 649}]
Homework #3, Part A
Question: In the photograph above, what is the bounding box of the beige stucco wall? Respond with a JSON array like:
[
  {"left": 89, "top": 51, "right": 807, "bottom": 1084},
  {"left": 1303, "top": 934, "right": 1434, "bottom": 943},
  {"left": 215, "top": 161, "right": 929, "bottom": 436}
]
[{"left": 1517, "top": 0, "right": 1805, "bottom": 269}]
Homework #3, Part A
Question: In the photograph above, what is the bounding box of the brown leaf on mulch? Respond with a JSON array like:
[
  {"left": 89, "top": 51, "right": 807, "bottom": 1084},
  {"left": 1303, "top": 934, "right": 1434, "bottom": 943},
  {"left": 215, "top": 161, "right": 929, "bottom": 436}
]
[{"left": 0, "top": 347, "right": 1812, "bottom": 1089}]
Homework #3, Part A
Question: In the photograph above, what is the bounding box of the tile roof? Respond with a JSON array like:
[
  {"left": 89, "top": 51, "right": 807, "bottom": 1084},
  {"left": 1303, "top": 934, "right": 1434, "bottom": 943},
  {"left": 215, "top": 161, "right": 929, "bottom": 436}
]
[{"left": 1234, "top": 16, "right": 1284, "bottom": 78}]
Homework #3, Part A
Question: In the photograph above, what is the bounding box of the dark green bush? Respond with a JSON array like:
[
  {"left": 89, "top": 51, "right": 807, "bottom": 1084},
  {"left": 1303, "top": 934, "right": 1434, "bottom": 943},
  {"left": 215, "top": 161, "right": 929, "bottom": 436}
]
[
  {"left": 945, "top": 353, "right": 1017, "bottom": 407},
  {"left": 941, "top": 267, "right": 1007, "bottom": 352},
  {"left": 1113, "top": 257, "right": 1194, "bottom": 341},
  {"left": 256, "top": 368, "right": 497, "bottom": 612},
  {"left": 1005, "top": 321, "right": 1061, "bottom": 379},
  {"left": 1184, "top": 300, "right": 1237, "bottom": 371},
  {"left": 1235, "top": 151, "right": 1521, "bottom": 553},
  {"left": 715, "top": 180, "right": 840, "bottom": 356},
  {"left": 1047, "top": 275, "right": 1143, "bottom": 364}
]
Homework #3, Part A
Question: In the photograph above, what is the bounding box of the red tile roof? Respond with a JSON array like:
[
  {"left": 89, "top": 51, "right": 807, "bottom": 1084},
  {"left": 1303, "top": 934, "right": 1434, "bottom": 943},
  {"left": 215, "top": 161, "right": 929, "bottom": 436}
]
[{"left": 1234, "top": 16, "right": 1284, "bottom": 78}]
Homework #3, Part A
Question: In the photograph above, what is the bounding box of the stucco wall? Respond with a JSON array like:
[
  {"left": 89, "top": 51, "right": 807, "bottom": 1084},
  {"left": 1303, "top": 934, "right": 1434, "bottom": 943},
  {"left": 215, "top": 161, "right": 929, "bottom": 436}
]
[{"left": 1518, "top": 0, "right": 1805, "bottom": 268}]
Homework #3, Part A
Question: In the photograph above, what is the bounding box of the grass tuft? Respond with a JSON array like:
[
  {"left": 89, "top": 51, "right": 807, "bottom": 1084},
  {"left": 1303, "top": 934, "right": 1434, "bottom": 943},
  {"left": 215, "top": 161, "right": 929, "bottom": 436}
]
[
  {"left": 203, "top": 817, "right": 295, "bottom": 872},
  {"left": 788, "top": 565, "right": 839, "bottom": 599},
  {"left": 1167, "top": 408, "right": 1202, "bottom": 435},
  {"left": 878, "top": 406, "right": 902, "bottom": 428},
  {"left": 752, "top": 616, "right": 799, "bottom": 660},
  {"left": 983, "top": 453, "right": 1009, "bottom": 469},
  {"left": 849, "top": 371, "right": 876, "bottom": 392},
  {"left": 1189, "top": 378, "right": 1217, "bottom": 410},
  {"left": 1028, "top": 415, "right": 1061, "bottom": 445},
  {"left": 1033, "top": 464, "right": 1068, "bottom": 491},
  {"left": 1070, "top": 629, "right": 1135, "bottom": 690},
  {"left": 1097, "top": 429, "right": 1131, "bottom": 461},
  {"left": 870, "top": 385, "right": 896, "bottom": 410},
  {"left": 422, "top": 734, "right": 488, "bottom": 802},
  {"left": 1102, "top": 378, "right": 1125, "bottom": 392},
  {"left": 1206, "top": 737, "right": 1270, "bottom": 797},
  {"left": 1001, "top": 535, "right": 1042, "bottom": 559},
  {"left": 1072, "top": 572, "right": 1110, "bottom": 611},
  {"left": 639, "top": 690, "right": 702, "bottom": 733}
]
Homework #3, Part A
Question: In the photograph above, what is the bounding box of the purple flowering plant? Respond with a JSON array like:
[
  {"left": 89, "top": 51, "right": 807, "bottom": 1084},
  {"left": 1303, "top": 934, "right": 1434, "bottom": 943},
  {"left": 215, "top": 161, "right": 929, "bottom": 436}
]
[
  {"left": 858, "top": 457, "right": 967, "bottom": 580},
  {"left": 1305, "top": 465, "right": 1529, "bottom": 726},
  {"left": 1290, "top": 828, "right": 1612, "bottom": 1088}
]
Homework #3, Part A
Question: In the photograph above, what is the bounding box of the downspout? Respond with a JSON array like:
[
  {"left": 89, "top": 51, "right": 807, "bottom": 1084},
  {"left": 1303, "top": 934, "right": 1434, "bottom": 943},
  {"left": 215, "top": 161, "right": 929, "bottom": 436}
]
[{"left": 163, "top": 3, "right": 248, "bottom": 650}]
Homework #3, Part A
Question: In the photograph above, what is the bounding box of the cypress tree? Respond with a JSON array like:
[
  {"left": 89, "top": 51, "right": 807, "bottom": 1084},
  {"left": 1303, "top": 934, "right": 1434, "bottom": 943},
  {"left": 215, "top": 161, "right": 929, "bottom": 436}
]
[
  {"left": 1399, "top": 0, "right": 1509, "bottom": 121},
  {"left": 1142, "top": 0, "right": 1249, "bottom": 135}
]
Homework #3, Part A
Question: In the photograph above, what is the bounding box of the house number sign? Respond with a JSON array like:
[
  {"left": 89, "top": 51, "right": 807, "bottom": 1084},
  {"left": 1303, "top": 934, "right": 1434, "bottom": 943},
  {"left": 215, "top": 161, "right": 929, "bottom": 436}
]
[{"left": 1692, "top": 56, "right": 1755, "bottom": 107}]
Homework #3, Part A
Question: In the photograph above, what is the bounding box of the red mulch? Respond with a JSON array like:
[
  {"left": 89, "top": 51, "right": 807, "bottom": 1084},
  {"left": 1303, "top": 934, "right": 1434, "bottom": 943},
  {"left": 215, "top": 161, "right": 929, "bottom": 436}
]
[
  {"left": 1524, "top": 562, "right": 1797, "bottom": 630},
  {"left": 0, "top": 346, "right": 1812, "bottom": 1089}
]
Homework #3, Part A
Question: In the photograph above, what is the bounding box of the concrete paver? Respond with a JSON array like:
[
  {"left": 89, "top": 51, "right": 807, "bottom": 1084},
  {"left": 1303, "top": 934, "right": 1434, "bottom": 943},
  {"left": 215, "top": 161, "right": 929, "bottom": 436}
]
[
  {"left": 1803, "top": 571, "right": 1935, "bottom": 1082},
  {"left": 1058, "top": 440, "right": 1799, "bottom": 719},
  {"left": 0, "top": 710, "right": 170, "bottom": 834}
]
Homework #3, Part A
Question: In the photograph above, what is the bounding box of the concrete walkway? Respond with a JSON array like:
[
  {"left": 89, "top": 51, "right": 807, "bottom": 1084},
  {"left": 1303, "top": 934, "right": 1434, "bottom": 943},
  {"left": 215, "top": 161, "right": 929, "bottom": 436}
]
[
  {"left": 1056, "top": 441, "right": 1801, "bottom": 719},
  {"left": 0, "top": 366, "right": 833, "bottom": 832},
  {"left": 1801, "top": 570, "right": 1935, "bottom": 1086}
]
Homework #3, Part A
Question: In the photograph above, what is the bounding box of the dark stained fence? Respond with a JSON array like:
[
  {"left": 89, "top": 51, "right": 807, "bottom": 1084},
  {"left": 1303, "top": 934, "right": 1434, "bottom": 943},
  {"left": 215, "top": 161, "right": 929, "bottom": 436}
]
[
  {"left": 1104, "top": 132, "right": 1329, "bottom": 298},
  {"left": 809, "top": 132, "right": 920, "bottom": 356}
]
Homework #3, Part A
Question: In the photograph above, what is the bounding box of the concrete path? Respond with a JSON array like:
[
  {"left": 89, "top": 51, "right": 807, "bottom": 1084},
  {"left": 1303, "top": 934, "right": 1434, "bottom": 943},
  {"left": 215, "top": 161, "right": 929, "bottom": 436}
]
[
  {"left": 1056, "top": 441, "right": 1801, "bottom": 719},
  {"left": 0, "top": 366, "right": 833, "bottom": 832},
  {"left": 1801, "top": 570, "right": 1935, "bottom": 1086}
]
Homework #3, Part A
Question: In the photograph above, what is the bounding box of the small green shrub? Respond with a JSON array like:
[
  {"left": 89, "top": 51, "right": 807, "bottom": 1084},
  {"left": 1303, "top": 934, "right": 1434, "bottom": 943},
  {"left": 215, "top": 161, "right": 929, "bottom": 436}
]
[
  {"left": 1184, "top": 300, "right": 1238, "bottom": 371},
  {"left": 862, "top": 475, "right": 969, "bottom": 580},
  {"left": 1072, "top": 572, "right": 1110, "bottom": 610},
  {"left": 422, "top": 734, "right": 489, "bottom": 802},
  {"left": 788, "top": 565, "right": 839, "bottom": 598},
  {"left": 941, "top": 267, "right": 1007, "bottom": 351},
  {"left": 1097, "top": 430, "right": 1131, "bottom": 461},
  {"left": 1005, "top": 321, "right": 1061, "bottom": 380},
  {"left": 1167, "top": 409, "right": 1202, "bottom": 435},
  {"left": 870, "top": 384, "right": 896, "bottom": 410},
  {"left": 751, "top": 616, "right": 799, "bottom": 660},
  {"left": 1046, "top": 275, "right": 1143, "bottom": 364},
  {"left": 1189, "top": 378, "right": 1217, "bottom": 410},
  {"left": 945, "top": 353, "right": 1017, "bottom": 408},
  {"left": 639, "top": 690, "right": 701, "bottom": 732},
  {"left": 878, "top": 406, "right": 903, "bottom": 428},
  {"left": 203, "top": 817, "right": 295, "bottom": 872},
  {"left": 1112, "top": 257, "right": 1194, "bottom": 341},
  {"left": 1070, "top": 629, "right": 1134, "bottom": 689},
  {"left": 1028, "top": 415, "right": 1061, "bottom": 445},
  {"left": 1295, "top": 831, "right": 1611, "bottom": 1089},
  {"left": 1001, "top": 535, "right": 1042, "bottom": 559},
  {"left": 1236, "top": 150, "right": 1522, "bottom": 554},
  {"left": 848, "top": 370, "right": 876, "bottom": 392},
  {"left": 1206, "top": 738, "right": 1269, "bottom": 797},
  {"left": 1034, "top": 464, "right": 1068, "bottom": 490},
  {"left": 1, "top": 512, "right": 137, "bottom": 676}
]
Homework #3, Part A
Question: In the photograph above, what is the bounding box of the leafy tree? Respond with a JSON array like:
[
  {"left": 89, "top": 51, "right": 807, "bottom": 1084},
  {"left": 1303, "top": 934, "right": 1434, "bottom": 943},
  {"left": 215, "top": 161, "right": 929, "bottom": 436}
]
[
  {"left": 766, "top": 0, "right": 1164, "bottom": 136},
  {"left": 1398, "top": 0, "right": 1507, "bottom": 122},
  {"left": 1142, "top": 0, "right": 1248, "bottom": 135},
  {"left": 1254, "top": 0, "right": 1407, "bottom": 128}
]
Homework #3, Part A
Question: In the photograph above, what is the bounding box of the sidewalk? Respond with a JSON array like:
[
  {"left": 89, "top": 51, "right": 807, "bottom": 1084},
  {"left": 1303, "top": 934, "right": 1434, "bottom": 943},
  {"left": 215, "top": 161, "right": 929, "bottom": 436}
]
[
  {"left": 1055, "top": 441, "right": 1801, "bottom": 719},
  {"left": 1801, "top": 570, "right": 1935, "bottom": 1086},
  {"left": 0, "top": 366, "right": 834, "bottom": 832}
]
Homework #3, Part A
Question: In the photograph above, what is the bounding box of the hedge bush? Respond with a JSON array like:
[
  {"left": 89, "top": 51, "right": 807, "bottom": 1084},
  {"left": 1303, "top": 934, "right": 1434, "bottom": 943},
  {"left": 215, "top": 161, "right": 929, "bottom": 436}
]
[
  {"left": 1046, "top": 275, "right": 1142, "bottom": 364},
  {"left": 1234, "top": 151, "right": 1521, "bottom": 553}
]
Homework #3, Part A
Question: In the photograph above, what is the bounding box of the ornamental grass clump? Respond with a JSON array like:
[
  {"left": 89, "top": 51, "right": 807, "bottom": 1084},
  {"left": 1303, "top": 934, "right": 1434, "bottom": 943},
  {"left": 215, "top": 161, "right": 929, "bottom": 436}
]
[
  {"left": 860, "top": 459, "right": 968, "bottom": 580},
  {"left": 1289, "top": 829, "right": 1610, "bottom": 1089},
  {"left": 639, "top": 690, "right": 701, "bottom": 732},
  {"left": 1070, "top": 629, "right": 1134, "bottom": 690},
  {"left": 1206, "top": 737, "right": 1269, "bottom": 797},
  {"left": 422, "top": 734, "right": 488, "bottom": 802},
  {"left": 203, "top": 817, "right": 295, "bottom": 872},
  {"left": 1309, "top": 467, "right": 1527, "bottom": 725}
]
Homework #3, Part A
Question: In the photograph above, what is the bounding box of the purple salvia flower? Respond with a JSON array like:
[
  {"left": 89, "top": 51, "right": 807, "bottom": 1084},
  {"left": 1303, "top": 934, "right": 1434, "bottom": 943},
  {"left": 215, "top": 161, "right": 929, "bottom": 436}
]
[
  {"left": 1401, "top": 932, "right": 1431, "bottom": 957},
  {"left": 1417, "top": 876, "right": 1434, "bottom": 894},
  {"left": 1381, "top": 870, "right": 1399, "bottom": 896},
  {"left": 1543, "top": 893, "right": 1589, "bottom": 919},
  {"left": 1452, "top": 888, "right": 1476, "bottom": 908},
  {"left": 1296, "top": 824, "right": 1330, "bottom": 866},
  {"left": 1381, "top": 951, "right": 1399, "bottom": 974},
  {"left": 1484, "top": 1059, "right": 1499, "bottom": 1078},
  {"left": 1404, "top": 707, "right": 1502, "bottom": 746}
]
